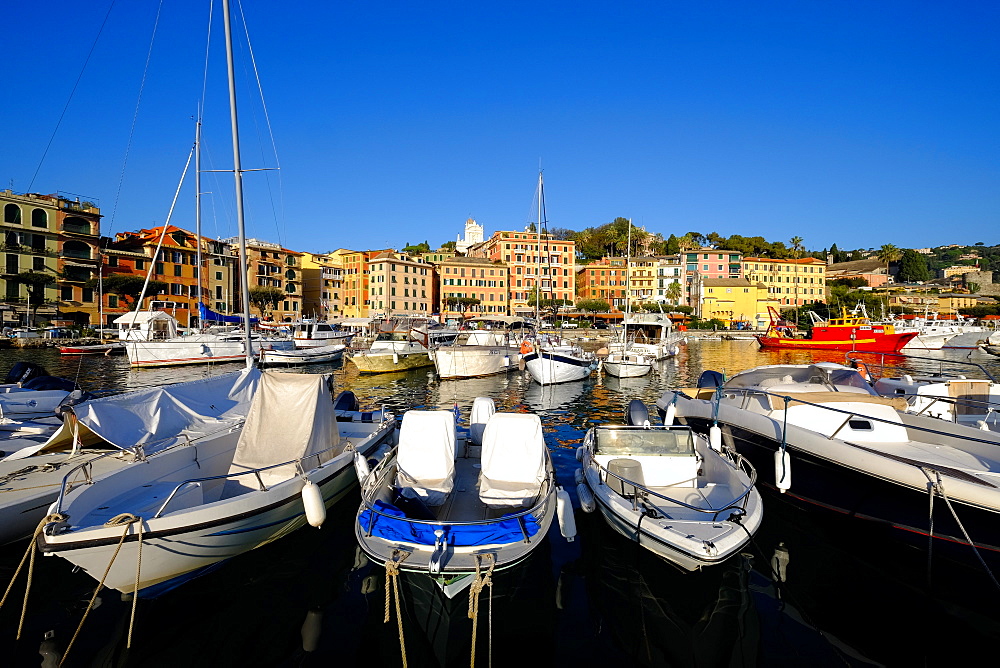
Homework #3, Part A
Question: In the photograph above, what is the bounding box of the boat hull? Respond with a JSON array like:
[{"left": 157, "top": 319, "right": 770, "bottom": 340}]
[
  {"left": 260, "top": 344, "right": 345, "bottom": 365},
  {"left": 431, "top": 346, "right": 519, "bottom": 379},
  {"left": 755, "top": 331, "right": 917, "bottom": 352},
  {"left": 348, "top": 351, "right": 433, "bottom": 373},
  {"left": 523, "top": 351, "right": 595, "bottom": 384},
  {"left": 124, "top": 338, "right": 294, "bottom": 368}
]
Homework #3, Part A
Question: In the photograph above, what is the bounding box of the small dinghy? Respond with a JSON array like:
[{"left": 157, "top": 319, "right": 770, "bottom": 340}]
[
  {"left": 576, "top": 400, "right": 762, "bottom": 571},
  {"left": 356, "top": 398, "right": 565, "bottom": 596},
  {"left": 259, "top": 343, "right": 346, "bottom": 366}
]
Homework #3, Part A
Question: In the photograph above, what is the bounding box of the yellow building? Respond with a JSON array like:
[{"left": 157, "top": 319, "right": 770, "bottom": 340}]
[
  {"left": 367, "top": 251, "right": 435, "bottom": 318},
  {"left": 300, "top": 250, "right": 345, "bottom": 319},
  {"left": 742, "top": 257, "right": 827, "bottom": 307},
  {"left": 700, "top": 278, "right": 781, "bottom": 328}
]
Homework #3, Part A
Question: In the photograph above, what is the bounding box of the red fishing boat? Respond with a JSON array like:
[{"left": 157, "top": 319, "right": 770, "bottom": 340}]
[{"left": 756, "top": 307, "right": 918, "bottom": 353}]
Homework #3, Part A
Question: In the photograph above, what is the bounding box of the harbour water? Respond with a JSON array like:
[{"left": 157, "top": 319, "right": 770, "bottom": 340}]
[{"left": 1, "top": 340, "right": 999, "bottom": 666}]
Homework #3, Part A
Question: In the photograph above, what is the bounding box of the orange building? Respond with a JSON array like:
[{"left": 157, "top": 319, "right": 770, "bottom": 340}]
[
  {"left": 438, "top": 256, "right": 509, "bottom": 318},
  {"left": 467, "top": 230, "right": 575, "bottom": 315}
]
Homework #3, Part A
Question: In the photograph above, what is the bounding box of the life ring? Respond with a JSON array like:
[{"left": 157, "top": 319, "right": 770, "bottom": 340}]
[
  {"left": 850, "top": 360, "right": 871, "bottom": 383},
  {"left": 520, "top": 341, "right": 534, "bottom": 355}
]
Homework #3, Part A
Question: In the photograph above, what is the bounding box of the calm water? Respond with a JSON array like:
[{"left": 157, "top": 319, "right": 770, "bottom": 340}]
[{"left": 1, "top": 341, "right": 999, "bottom": 667}]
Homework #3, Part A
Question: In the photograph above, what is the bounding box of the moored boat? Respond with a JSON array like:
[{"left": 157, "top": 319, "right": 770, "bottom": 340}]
[
  {"left": 260, "top": 343, "right": 346, "bottom": 366},
  {"left": 756, "top": 306, "right": 917, "bottom": 353}
]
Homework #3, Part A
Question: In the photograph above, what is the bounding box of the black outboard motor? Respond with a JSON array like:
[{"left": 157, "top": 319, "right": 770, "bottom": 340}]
[
  {"left": 625, "top": 399, "right": 651, "bottom": 426},
  {"left": 54, "top": 390, "right": 96, "bottom": 421},
  {"left": 696, "top": 370, "right": 725, "bottom": 389},
  {"left": 4, "top": 362, "right": 49, "bottom": 385},
  {"left": 21, "top": 376, "right": 79, "bottom": 392}
]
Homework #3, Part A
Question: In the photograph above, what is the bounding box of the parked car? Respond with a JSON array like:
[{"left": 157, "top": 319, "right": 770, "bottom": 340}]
[{"left": 593, "top": 321, "right": 609, "bottom": 330}]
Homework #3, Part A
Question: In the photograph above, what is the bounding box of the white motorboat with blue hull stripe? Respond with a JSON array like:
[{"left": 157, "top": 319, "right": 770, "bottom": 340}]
[
  {"left": 41, "top": 375, "right": 397, "bottom": 597},
  {"left": 523, "top": 345, "right": 596, "bottom": 385},
  {"left": 355, "top": 401, "right": 569, "bottom": 597}
]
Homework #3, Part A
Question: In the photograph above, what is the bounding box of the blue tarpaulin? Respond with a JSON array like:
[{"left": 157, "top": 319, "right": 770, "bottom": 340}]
[
  {"left": 198, "top": 303, "right": 258, "bottom": 324},
  {"left": 359, "top": 500, "right": 541, "bottom": 546}
]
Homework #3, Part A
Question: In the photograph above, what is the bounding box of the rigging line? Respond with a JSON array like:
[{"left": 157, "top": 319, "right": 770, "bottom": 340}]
[
  {"left": 106, "top": 0, "right": 166, "bottom": 236},
  {"left": 27, "top": 0, "right": 117, "bottom": 193},
  {"left": 235, "top": 0, "right": 285, "bottom": 248}
]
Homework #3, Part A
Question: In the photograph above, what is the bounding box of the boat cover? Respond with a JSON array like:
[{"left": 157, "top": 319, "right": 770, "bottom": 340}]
[
  {"left": 396, "top": 410, "right": 456, "bottom": 506},
  {"left": 479, "top": 413, "right": 547, "bottom": 508},
  {"left": 198, "top": 302, "right": 258, "bottom": 324},
  {"left": 7, "top": 368, "right": 261, "bottom": 460},
  {"left": 359, "top": 500, "right": 540, "bottom": 545},
  {"left": 229, "top": 372, "right": 339, "bottom": 482},
  {"left": 469, "top": 397, "right": 496, "bottom": 445}
]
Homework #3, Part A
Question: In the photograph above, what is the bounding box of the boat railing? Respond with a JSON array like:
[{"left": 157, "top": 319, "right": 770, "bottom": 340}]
[
  {"left": 845, "top": 351, "right": 998, "bottom": 383},
  {"left": 51, "top": 419, "right": 249, "bottom": 515},
  {"left": 719, "top": 387, "right": 1000, "bottom": 451},
  {"left": 583, "top": 440, "right": 757, "bottom": 521},
  {"left": 146, "top": 412, "right": 395, "bottom": 519},
  {"left": 359, "top": 445, "right": 553, "bottom": 544}
]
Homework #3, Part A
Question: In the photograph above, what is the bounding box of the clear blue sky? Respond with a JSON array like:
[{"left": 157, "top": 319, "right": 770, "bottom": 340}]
[{"left": 5, "top": 1, "right": 998, "bottom": 254}]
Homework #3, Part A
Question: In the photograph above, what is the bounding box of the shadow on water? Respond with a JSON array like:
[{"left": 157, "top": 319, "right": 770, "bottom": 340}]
[{"left": 0, "top": 344, "right": 998, "bottom": 666}]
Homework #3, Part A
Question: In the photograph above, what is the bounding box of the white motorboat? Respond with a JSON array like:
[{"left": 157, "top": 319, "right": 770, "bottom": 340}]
[
  {"left": 260, "top": 343, "right": 346, "bottom": 366},
  {"left": 576, "top": 400, "right": 762, "bottom": 570},
  {"left": 523, "top": 339, "right": 597, "bottom": 384},
  {"left": 120, "top": 311, "right": 294, "bottom": 368},
  {"left": 655, "top": 362, "right": 1000, "bottom": 564},
  {"left": 430, "top": 317, "right": 527, "bottom": 379},
  {"left": 41, "top": 373, "right": 396, "bottom": 596},
  {"left": 348, "top": 318, "right": 457, "bottom": 374},
  {"left": 356, "top": 399, "right": 566, "bottom": 597},
  {"left": 0, "top": 368, "right": 258, "bottom": 546},
  {"left": 850, "top": 353, "right": 1000, "bottom": 432},
  {"left": 291, "top": 320, "right": 356, "bottom": 349}
]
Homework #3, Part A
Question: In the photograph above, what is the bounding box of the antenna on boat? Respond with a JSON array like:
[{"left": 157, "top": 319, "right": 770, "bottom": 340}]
[{"left": 222, "top": 0, "right": 254, "bottom": 369}]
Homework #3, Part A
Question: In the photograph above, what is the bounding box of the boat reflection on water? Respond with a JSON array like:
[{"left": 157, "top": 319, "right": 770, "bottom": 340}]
[
  {"left": 358, "top": 543, "right": 556, "bottom": 668},
  {"left": 598, "top": 372, "right": 651, "bottom": 395},
  {"left": 522, "top": 378, "right": 588, "bottom": 413},
  {"left": 577, "top": 513, "right": 760, "bottom": 667}
]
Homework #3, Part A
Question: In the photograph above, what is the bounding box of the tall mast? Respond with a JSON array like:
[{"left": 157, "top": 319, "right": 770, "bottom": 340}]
[
  {"left": 535, "top": 171, "right": 542, "bottom": 326},
  {"left": 624, "top": 219, "right": 632, "bottom": 347},
  {"left": 222, "top": 0, "right": 254, "bottom": 368},
  {"left": 194, "top": 108, "right": 204, "bottom": 330}
]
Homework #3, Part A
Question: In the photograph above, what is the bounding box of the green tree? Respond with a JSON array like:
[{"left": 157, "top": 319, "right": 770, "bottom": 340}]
[
  {"left": 664, "top": 234, "right": 680, "bottom": 255},
  {"left": 576, "top": 298, "right": 610, "bottom": 313},
  {"left": 12, "top": 271, "right": 56, "bottom": 325},
  {"left": 249, "top": 286, "right": 284, "bottom": 319},
  {"left": 440, "top": 240, "right": 457, "bottom": 251},
  {"left": 664, "top": 281, "right": 683, "bottom": 305},
  {"left": 966, "top": 282, "right": 981, "bottom": 294},
  {"left": 402, "top": 241, "right": 431, "bottom": 254},
  {"left": 877, "top": 244, "right": 903, "bottom": 282},
  {"left": 896, "top": 249, "right": 930, "bottom": 283}
]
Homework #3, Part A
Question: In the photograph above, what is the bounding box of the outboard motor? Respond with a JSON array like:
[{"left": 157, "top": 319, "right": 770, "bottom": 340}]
[
  {"left": 625, "top": 399, "right": 651, "bottom": 426},
  {"left": 333, "top": 390, "right": 361, "bottom": 412},
  {"left": 696, "top": 370, "right": 725, "bottom": 389},
  {"left": 21, "top": 376, "right": 78, "bottom": 392},
  {"left": 4, "top": 362, "right": 49, "bottom": 385},
  {"left": 54, "top": 390, "right": 96, "bottom": 421}
]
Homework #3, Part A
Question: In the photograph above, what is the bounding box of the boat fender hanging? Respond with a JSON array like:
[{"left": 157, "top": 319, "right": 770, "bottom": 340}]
[
  {"left": 575, "top": 446, "right": 587, "bottom": 463},
  {"left": 353, "top": 450, "right": 371, "bottom": 484},
  {"left": 574, "top": 468, "right": 585, "bottom": 485},
  {"left": 709, "top": 424, "right": 722, "bottom": 451},
  {"left": 774, "top": 449, "right": 792, "bottom": 493},
  {"left": 555, "top": 487, "right": 577, "bottom": 540},
  {"left": 301, "top": 480, "right": 326, "bottom": 528},
  {"left": 300, "top": 608, "right": 323, "bottom": 653},
  {"left": 576, "top": 482, "right": 596, "bottom": 513},
  {"left": 392, "top": 352, "right": 400, "bottom": 365},
  {"left": 664, "top": 400, "right": 677, "bottom": 425}
]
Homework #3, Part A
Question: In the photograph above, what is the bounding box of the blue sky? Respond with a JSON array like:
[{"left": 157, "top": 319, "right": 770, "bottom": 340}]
[{"left": 5, "top": 1, "right": 998, "bottom": 254}]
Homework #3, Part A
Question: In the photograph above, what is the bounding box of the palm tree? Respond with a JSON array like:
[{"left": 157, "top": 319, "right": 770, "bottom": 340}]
[
  {"left": 789, "top": 237, "right": 804, "bottom": 306},
  {"left": 876, "top": 244, "right": 902, "bottom": 283},
  {"left": 789, "top": 236, "right": 804, "bottom": 258},
  {"left": 665, "top": 281, "right": 683, "bottom": 306}
]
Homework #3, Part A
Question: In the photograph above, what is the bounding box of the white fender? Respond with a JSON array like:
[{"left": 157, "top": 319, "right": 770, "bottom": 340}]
[
  {"left": 301, "top": 608, "right": 323, "bottom": 652},
  {"left": 576, "top": 482, "right": 596, "bottom": 513},
  {"left": 555, "top": 487, "right": 577, "bottom": 541},
  {"left": 353, "top": 450, "right": 371, "bottom": 484},
  {"left": 301, "top": 480, "right": 326, "bottom": 528},
  {"left": 664, "top": 402, "right": 677, "bottom": 425},
  {"left": 392, "top": 352, "right": 400, "bottom": 365},
  {"left": 709, "top": 424, "right": 722, "bottom": 452},
  {"left": 575, "top": 446, "right": 586, "bottom": 463},
  {"left": 774, "top": 449, "right": 792, "bottom": 493},
  {"left": 573, "top": 468, "right": 585, "bottom": 485}
]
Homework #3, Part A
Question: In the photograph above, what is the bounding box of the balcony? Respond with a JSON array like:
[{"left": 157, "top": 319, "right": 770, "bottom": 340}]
[{"left": 0, "top": 243, "right": 58, "bottom": 257}]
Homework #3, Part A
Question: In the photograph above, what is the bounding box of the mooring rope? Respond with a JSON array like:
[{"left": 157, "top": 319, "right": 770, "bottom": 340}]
[
  {"left": 922, "top": 468, "right": 1000, "bottom": 593},
  {"left": 468, "top": 552, "right": 496, "bottom": 668},
  {"left": 60, "top": 513, "right": 142, "bottom": 666},
  {"left": 0, "top": 513, "right": 67, "bottom": 639},
  {"left": 383, "top": 549, "right": 410, "bottom": 668}
]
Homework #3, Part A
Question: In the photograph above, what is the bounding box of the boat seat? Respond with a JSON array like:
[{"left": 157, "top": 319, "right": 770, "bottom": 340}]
[
  {"left": 469, "top": 397, "right": 496, "bottom": 446},
  {"left": 479, "top": 413, "right": 547, "bottom": 508},
  {"left": 396, "top": 410, "right": 456, "bottom": 506}
]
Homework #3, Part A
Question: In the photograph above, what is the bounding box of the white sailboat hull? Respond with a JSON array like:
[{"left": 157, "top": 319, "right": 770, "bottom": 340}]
[
  {"left": 124, "top": 335, "right": 294, "bottom": 368},
  {"left": 523, "top": 350, "right": 595, "bottom": 384},
  {"left": 431, "top": 346, "right": 519, "bottom": 379}
]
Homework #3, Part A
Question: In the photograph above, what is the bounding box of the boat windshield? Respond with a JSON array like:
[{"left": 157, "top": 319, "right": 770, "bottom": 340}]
[
  {"left": 595, "top": 427, "right": 695, "bottom": 457},
  {"left": 374, "top": 333, "right": 410, "bottom": 342},
  {"left": 725, "top": 365, "right": 878, "bottom": 395}
]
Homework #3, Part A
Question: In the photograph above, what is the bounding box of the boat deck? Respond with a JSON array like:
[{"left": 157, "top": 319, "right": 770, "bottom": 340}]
[{"left": 432, "top": 456, "right": 492, "bottom": 522}]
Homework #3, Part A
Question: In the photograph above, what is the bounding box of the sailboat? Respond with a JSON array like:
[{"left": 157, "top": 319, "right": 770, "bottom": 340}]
[
  {"left": 39, "top": 0, "right": 398, "bottom": 597},
  {"left": 120, "top": 111, "right": 293, "bottom": 368},
  {"left": 522, "top": 171, "right": 597, "bottom": 384},
  {"left": 603, "top": 220, "right": 653, "bottom": 378}
]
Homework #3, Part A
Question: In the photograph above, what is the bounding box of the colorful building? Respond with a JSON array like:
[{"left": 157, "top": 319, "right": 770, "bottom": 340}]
[
  {"left": 742, "top": 257, "right": 827, "bottom": 307},
  {"left": 300, "top": 250, "right": 345, "bottom": 320},
  {"left": 468, "top": 230, "right": 576, "bottom": 315},
  {"left": 697, "top": 278, "right": 780, "bottom": 328},
  {"left": 438, "top": 256, "right": 509, "bottom": 318},
  {"left": 366, "top": 251, "right": 435, "bottom": 318},
  {"left": 220, "top": 237, "right": 303, "bottom": 322},
  {"left": 684, "top": 247, "right": 743, "bottom": 306}
]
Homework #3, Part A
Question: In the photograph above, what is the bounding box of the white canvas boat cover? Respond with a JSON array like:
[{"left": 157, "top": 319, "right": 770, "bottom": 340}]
[
  {"left": 229, "top": 372, "right": 339, "bottom": 482},
  {"left": 396, "top": 410, "right": 456, "bottom": 506},
  {"left": 8, "top": 368, "right": 261, "bottom": 460},
  {"left": 479, "top": 413, "right": 547, "bottom": 508},
  {"left": 469, "top": 397, "right": 496, "bottom": 446}
]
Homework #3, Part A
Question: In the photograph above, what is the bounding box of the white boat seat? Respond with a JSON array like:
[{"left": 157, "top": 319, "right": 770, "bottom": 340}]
[
  {"left": 396, "top": 410, "right": 456, "bottom": 506},
  {"left": 469, "top": 397, "right": 496, "bottom": 446},
  {"left": 479, "top": 413, "right": 547, "bottom": 508}
]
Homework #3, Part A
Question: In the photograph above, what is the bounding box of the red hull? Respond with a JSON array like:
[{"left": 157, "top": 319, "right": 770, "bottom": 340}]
[{"left": 756, "top": 331, "right": 918, "bottom": 353}]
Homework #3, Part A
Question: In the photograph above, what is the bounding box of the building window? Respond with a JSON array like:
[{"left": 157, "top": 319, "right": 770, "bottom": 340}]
[
  {"left": 174, "top": 265, "right": 182, "bottom": 277},
  {"left": 31, "top": 209, "right": 47, "bottom": 228},
  {"left": 61, "top": 286, "right": 74, "bottom": 301},
  {"left": 3, "top": 204, "right": 21, "bottom": 224},
  {"left": 82, "top": 288, "right": 94, "bottom": 302}
]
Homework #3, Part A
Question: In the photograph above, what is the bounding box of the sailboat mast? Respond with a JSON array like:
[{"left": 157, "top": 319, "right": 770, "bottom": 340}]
[
  {"left": 624, "top": 219, "right": 632, "bottom": 346},
  {"left": 535, "top": 171, "right": 542, "bottom": 326},
  {"left": 194, "top": 109, "right": 204, "bottom": 330},
  {"left": 222, "top": 0, "right": 254, "bottom": 368}
]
